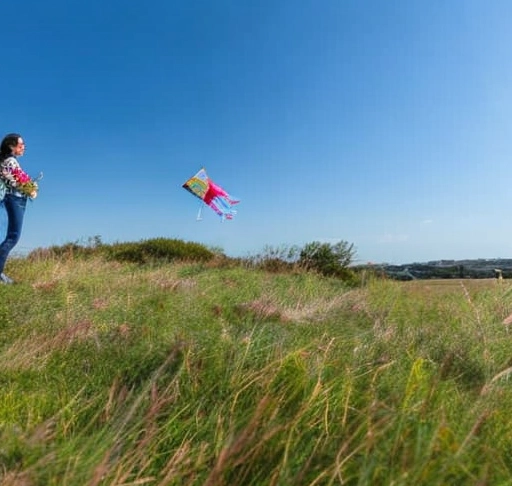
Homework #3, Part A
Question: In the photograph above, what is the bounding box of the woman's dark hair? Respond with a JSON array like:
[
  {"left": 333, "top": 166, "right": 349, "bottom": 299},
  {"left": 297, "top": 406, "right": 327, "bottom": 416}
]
[{"left": 0, "top": 133, "right": 22, "bottom": 160}]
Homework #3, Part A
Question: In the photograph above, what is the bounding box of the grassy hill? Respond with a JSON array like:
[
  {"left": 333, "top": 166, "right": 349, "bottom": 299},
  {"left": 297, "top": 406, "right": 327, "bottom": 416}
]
[{"left": 1, "top": 241, "right": 512, "bottom": 485}]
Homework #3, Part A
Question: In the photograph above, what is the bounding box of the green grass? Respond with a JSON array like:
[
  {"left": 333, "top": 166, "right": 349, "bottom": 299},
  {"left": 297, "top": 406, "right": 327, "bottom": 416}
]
[{"left": 1, "top": 251, "right": 512, "bottom": 485}]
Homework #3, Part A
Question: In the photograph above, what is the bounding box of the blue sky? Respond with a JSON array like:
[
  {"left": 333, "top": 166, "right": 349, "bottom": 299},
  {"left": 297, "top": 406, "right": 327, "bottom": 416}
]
[{"left": 5, "top": 0, "right": 512, "bottom": 264}]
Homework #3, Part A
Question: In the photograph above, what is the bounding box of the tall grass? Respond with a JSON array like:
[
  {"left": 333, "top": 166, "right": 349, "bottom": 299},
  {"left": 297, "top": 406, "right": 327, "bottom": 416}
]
[{"left": 1, "top": 250, "right": 512, "bottom": 484}]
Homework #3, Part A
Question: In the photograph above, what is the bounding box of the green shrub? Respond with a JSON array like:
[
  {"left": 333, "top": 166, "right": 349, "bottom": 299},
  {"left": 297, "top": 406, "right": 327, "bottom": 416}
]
[
  {"left": 104, "top": 238, "right": 215, "bottom": 264},
  {"left": 299, "top": 240, "right": 356, "bottom": 278},
  {"left": 28, "top": 236, "right": 104, "bottom": 261}
]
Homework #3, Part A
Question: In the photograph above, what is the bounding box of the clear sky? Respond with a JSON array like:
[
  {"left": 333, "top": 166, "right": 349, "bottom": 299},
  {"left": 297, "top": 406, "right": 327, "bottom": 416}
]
[{"left": 5, "top": 0, "right": 512, "bottom": 264}]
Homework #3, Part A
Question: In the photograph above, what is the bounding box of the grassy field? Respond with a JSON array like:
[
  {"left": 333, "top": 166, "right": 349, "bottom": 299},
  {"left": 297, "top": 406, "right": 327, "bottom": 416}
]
[{"left": 1, "top": 250, "right": 512, "bottom": 485}]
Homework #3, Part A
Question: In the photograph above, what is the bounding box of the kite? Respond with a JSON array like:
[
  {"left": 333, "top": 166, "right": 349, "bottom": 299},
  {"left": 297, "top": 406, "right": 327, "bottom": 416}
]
[{"left": 182, "top": 168, "right": 240, "bottom": 221}]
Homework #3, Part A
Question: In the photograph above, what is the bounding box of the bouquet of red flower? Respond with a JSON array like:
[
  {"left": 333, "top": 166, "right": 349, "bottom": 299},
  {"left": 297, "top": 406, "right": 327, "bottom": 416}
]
[{"left": 11, "top": 167, "right": 38, "bottom": 199}]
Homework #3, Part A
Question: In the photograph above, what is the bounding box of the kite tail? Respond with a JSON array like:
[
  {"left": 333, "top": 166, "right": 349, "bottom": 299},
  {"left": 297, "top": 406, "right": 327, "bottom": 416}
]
[{"left": 214, "top": 196, "right": 238, "bottom": 219}]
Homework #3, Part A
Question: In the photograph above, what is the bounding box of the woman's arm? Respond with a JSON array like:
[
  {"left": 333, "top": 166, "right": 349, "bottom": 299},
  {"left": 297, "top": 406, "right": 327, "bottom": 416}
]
[{"left": 1, "top": 156, "right": 38, "bottom": 197}]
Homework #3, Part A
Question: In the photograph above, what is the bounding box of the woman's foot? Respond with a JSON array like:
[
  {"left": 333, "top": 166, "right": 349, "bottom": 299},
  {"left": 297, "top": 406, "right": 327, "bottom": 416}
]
[{"left": 0, "top": 273, "right": 14, "bottom": 284}]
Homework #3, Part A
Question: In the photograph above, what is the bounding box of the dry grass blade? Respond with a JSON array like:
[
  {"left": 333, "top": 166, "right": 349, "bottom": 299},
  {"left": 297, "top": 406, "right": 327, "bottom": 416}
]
[{"left": 480, "top": 366, "right": 512, "bottom": 395}]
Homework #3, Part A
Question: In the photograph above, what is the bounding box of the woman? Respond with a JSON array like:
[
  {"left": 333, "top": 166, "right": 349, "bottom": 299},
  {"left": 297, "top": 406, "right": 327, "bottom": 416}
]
[{"left": 0, "top": 133, "right": 38, "bottom": 284}]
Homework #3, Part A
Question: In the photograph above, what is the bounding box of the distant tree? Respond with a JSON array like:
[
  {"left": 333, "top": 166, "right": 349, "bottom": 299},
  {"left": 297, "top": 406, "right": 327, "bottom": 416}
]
[{"left": 299, "top": 240, "right": 356, "bottom": 278}]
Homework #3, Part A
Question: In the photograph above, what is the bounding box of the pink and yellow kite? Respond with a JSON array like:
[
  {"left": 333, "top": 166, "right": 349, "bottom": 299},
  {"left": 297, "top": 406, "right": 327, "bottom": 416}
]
[{"left": 182, "top": 168, "right": 240, "bottom": 221}]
